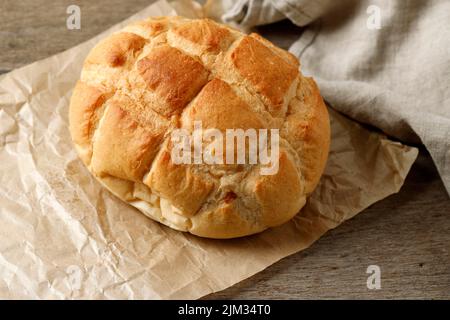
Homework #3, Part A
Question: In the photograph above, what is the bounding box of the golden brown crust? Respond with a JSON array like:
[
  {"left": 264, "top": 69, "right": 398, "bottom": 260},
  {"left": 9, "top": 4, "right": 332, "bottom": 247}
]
[
  {"left": 145, "top": 146, "right": 215, "bottom": 217},
  {"left": 282, "top": 77, "right": 330, "bottom": 194},
  {"left": 69, "top": 16, "right": 330, "bottom": 239},
  {"left": 230, "top": 35, "right": 299, "bottom": 115},
  {"left": 123, "top": 17, "right": 171, "bottom": 39},
  {"left": 180, "top": 78, "right": 268, "bottom": 171},
  {"left": 69, "top": 81, "right": 107, "bottom": 164},
  {"left": 85, "top": 32, "right": 146, "bottom": 67},
  {"left": 189, "top": 150, "right": 305, "bottom": 239},
  {"left": 190, "top": 203, "right": 265, "bottom": 239},
  {"left": 181, "top": 78, "right": 266, "bottom": 131},
  {"left": 91, "top": 102, "right": 165, "bottom": 181},
  {"left": 137, "top": 45, "right": 209, "bottom": 116},
  {"left": 249, "top": 33, "right": 300, "bottom": 68},
  {"left": 252, "top": 151, "right": 305, "bottom": 227},
  {"left": 171, "top": 19, "right": 234, "bottom": 53}
]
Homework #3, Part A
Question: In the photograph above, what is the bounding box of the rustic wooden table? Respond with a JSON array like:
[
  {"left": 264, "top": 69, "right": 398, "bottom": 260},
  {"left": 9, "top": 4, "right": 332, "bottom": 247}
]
[{"left": 1, "top": 0, "right": 449, "bottom": 299}]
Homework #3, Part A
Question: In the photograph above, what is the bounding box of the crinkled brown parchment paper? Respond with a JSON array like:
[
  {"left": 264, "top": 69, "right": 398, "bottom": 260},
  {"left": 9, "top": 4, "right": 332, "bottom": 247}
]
[{"left": 0, "top": 0, "right": 418, "bottom": 299}]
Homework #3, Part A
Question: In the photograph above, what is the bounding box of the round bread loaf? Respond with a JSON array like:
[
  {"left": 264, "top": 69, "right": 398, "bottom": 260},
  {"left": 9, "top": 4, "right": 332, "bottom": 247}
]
[{"left": 69, "top": 16, "right": 330, "bottom": 238}]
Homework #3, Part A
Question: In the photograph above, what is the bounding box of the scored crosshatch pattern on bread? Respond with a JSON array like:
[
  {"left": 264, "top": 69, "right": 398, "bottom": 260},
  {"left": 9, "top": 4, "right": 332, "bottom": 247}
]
[{"left": 69, "top": 16, "right": 330, "bottom": 238}]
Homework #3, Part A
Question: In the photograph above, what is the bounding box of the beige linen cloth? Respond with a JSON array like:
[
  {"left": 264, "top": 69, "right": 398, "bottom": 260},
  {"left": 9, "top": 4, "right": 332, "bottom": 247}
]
[{"left": 210, "top": 0, "right": 450, "bottom": 196}]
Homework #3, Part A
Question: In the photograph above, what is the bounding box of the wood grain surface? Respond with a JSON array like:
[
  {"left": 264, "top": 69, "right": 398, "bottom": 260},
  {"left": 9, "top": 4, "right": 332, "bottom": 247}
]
[{"left": 1, "top": 0, "right": 449, "bottom": 299}]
